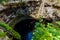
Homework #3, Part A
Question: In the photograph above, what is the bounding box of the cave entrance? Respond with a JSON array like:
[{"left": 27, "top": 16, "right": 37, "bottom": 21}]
[{"left": 14, "top": 19, "right": 38, "bottom": 40}]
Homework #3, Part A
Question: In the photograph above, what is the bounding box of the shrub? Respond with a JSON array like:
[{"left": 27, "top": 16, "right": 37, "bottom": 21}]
[{"left": 32, "top": 19, "right": 60, "bottom": 40}]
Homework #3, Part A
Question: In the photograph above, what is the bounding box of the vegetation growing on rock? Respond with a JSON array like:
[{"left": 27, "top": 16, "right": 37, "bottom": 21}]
[
  {"left": 0, "top": 21, "right": 21, "bottom": 40},
  {"left": 0, "top": 0, "right": 60, "bottom": 40},
  {"left": 32, "top": 19, "right": 60, "bottom": 40}
]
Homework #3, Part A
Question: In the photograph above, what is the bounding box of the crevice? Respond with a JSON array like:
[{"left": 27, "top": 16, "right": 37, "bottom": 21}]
[{"left": 13, "top": 19, "right": 37, "bottom": 40}]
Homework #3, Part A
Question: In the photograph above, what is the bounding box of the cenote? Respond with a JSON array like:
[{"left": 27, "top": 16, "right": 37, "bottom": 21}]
[{"left": 13, "top": 19, "right": 38, "bottom": 40}]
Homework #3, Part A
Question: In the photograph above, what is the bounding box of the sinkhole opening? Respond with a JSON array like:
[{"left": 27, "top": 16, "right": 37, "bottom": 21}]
[{"left": 13, "top": 19, "right": 38, "bottom": 40}]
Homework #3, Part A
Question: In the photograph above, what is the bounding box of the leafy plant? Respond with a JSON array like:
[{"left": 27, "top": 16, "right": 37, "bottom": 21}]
[
  {"left": 32, "top": 19, "right": 60, "bottom": 40},
  {"left": 0, "top": 32, "right": 6, "bottom": 38},
  {"left": 56, "top": 21, "right": 60, "bottom": 26},
  {"left": 0, "top": 21, "right": 21, "bottom": 40},
  {"left": 0, "top": 0, "right": 8, "bottom": 3}
]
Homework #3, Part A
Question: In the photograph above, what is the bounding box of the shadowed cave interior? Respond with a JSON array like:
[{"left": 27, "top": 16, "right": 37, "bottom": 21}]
[{"left": 13, "top": 19, "right": 37, "bottom": 40}]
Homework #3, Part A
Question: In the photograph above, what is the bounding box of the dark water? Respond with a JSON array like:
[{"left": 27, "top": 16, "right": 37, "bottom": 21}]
[{"left": 14, "top": 19, "right": 37, "bottom": 40}]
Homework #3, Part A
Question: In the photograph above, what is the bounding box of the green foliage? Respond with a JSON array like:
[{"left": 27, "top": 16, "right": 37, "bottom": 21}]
[
  {"left": 0, "top": 32, "right": 6, "bottom": 38},
  {"left": 56, "top": 21, "right": 60, "bottom": 26},
  {"left": 32, "top": 19, "right": 60, "bottom": 40},
  {"left": 0, "top": 0, "right": 8, "bottom": 3},
  {"left": 0, "top": 21, "right": 21, "bottom": 40}
]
